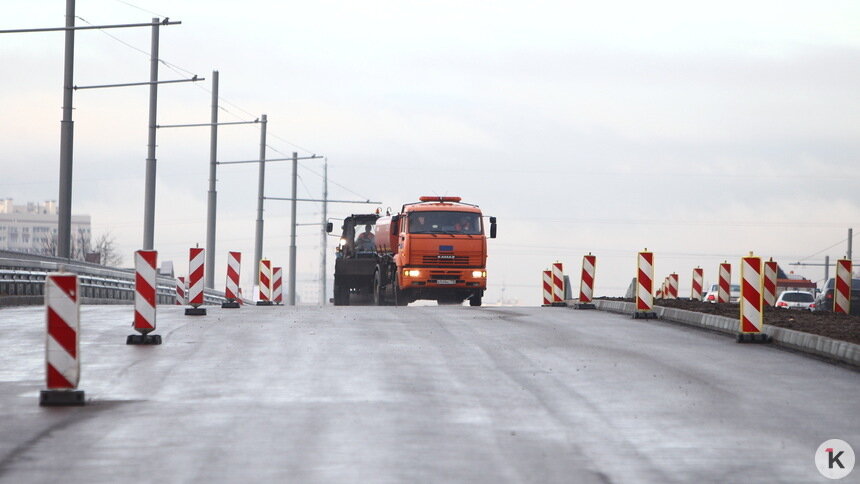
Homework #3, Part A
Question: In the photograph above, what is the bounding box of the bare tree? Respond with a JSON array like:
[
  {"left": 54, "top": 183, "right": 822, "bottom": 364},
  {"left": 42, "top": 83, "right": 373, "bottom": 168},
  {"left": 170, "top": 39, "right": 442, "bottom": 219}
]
[
  {"left": 92, "top": 232, "right": 123, "bottom": 267},
  {"left": 40, "top": 229, "right": 121, "bottom": 266}
]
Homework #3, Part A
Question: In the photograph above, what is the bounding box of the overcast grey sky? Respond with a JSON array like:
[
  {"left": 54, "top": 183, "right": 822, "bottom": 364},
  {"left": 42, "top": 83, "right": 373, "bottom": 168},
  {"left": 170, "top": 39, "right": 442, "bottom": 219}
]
[{"left": 2, "top": 1, "right": 859, "bottom": 304}]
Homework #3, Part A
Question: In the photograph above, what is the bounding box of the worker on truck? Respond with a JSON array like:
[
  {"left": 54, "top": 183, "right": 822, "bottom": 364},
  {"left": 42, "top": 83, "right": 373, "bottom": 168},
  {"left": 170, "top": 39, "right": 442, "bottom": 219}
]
[{"left": 355, "top": 224, "right": 376, "bottom": 252}]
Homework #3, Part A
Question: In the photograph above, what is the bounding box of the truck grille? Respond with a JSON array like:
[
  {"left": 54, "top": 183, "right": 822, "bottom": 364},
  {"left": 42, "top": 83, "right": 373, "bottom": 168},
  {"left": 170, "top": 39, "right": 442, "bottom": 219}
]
[{"left": 423, "top": 255, "right": 470, "bottom": 266}]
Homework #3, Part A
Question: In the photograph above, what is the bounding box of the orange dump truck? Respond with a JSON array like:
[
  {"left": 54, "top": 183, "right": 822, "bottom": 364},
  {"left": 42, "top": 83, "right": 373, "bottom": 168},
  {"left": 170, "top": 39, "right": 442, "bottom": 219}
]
[{"left": 372, "top": 196, "right": 496, "bottom": 306}]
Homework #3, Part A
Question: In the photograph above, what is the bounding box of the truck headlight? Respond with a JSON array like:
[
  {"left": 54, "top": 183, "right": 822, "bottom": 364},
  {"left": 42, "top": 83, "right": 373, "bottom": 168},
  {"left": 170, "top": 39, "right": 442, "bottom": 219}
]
[
  {"left": 472, "top": 271, "right": 486, "bottom": 278},
  {"left": 403, "top": 269, "right": 420, "bottom": 277},
  {"left": 339, "top": 238, "right": 347, "bottom": 247}
]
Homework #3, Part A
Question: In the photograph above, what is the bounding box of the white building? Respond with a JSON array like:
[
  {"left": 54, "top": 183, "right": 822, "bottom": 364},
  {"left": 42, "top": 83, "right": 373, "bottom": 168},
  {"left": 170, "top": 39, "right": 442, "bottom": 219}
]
[{"left": 0, "top": 199, "right": 91, "bottom": 255}]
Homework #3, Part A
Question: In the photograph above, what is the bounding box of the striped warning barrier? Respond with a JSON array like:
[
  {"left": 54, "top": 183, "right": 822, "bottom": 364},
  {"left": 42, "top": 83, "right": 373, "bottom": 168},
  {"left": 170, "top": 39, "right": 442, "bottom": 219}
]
[
  {"left": 763, "top": 259, "right": 778, "bottom": 307},
  {"left": 834, "top": 259, "right": 853, "bottom": 314},
  {"left": 541, "top": 270, "right": 552, "bottom": 306},
  {"left": 273, "top": 266, "right": 283, "bottom": 305},
  {"left": 128, "top": 250, "right": 161, "bottom": 344},
  {"left": 656, "top": 284, "right": 663, "bottom": 300},
  {"left": 185, "top": 248, "right": 206, "bottom": 316},
  {"left": 226, "top": 252, "right": 241, "bottom": 300},
  {"left": 667, "top": 273, "right": 679, "bottom": 299},
  {"left": 691, "top": 267, "right": 703, "bottom": 301},
  {"left": 222, "top": 251, "right": 242, "bottom": 308},
  {"left": 551, "top": 262, "right": 566, "bottom": 306},
  {"left": 635, "top": 250, "right": 656, "bottom": 318},
  {"left": 718, "top": 262, "right": 731, "bottom": 303},
  {"left": 576, "top": 254, "right": 596, "bottom": 309},
  {"left": 175, "top": 276, "right": 186, "bottom": 306},
  {"left": 738, "top": 253, "right": 770, "bottom": 343},
  {"left": 258, "top": 258, "right": 273, "bottom": 306},
  {"left": 40, "top": 273, "right": 85, "bottom": 406}
]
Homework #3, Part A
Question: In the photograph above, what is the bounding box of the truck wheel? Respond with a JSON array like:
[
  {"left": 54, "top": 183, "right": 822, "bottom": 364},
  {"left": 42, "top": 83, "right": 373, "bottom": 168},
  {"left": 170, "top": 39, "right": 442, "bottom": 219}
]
[
  {"left": 334, "top": 283, "right": 349, "bottom": 306},
  {"left": 469, "top": 294, "right": 482, "bottom": 307},
  {"left": 373, "top": 271, "right": 386, "bottom": 306},
  {"left": 393, "top": 276, "right": 408, "bottom": 306}
]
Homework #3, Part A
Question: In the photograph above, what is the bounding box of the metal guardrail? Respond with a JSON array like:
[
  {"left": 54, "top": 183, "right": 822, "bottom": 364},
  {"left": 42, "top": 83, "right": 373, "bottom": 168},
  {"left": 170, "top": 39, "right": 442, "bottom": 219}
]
[{"left": 0, "top": 250, "right": 226, "bottom": 306}]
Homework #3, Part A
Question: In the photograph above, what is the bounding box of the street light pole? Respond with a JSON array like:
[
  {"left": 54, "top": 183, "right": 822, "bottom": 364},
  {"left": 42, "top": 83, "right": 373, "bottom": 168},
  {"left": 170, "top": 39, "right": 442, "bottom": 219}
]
[
  {"left": 253, "top": 115, "right": 268, "bottom": 287},
  {"left": 57, "top": 0, "right": 75, "bottom": 259},
  {"left": 142, "top": 17, "right": 160, "bottom": 250},
  {"left": 320, "top": 158, "right": 328, "bottom": 305},
  {"left": 289, "top": 152, "right": 298, "bottom": 305},
  {"left": 205, "top": 70, "right": 219, "bottom": 288}
]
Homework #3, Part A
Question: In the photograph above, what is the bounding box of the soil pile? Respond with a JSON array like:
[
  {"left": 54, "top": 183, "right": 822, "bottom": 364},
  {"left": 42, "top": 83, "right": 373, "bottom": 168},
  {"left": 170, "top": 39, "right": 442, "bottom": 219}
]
[{"left": 601, "top": 298, "right": 860, "bottom": 345}]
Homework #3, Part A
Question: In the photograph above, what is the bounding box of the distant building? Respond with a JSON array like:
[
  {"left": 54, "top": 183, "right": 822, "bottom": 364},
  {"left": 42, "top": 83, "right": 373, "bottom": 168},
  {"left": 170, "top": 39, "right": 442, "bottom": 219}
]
[{"left": 0, "top": 199, "right": 91, "bottom": 255}]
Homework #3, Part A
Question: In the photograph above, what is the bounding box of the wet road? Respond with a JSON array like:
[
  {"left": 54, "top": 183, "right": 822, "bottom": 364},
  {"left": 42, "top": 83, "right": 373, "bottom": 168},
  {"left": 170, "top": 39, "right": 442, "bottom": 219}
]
[{"left": 0, "top": 304, "right": 857, "bottom": 483}]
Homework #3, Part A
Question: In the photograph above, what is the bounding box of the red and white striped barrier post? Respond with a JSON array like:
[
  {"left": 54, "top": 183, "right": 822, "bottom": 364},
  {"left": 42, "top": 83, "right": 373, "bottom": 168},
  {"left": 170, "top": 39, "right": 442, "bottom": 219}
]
[
  {"left": 576, "top": 253, "right": 596, "bottom": 309},
  {"left": 738, "top": 252, "right": 770, "bottom": 343},
  {"left": 834, "top": 259, "right": 853, "bottom": 314},
  {"left": 634, "top": 250, "right": 656, "bottom": 318},
  {"left": 718, "top": 262, "right": 731, "bottom": 303},
  {"left": 222, "top": 251, "right": 242, "bottom": 309},
  {"left": 550, "top": 261, "right": 567, "bottom": 306},
  {"left": 763, "top": 259, "right": 778, "bottom": 307},
  {"left": 175, "top": 276, "right": 186, "bottom": 306},
  {"left": 128, "top": 250, "right": 161, "bottom": 345},
  {"left": 40, "top": 273, "right": 85, "bottom": 406},
  {"left": 667, "top": 273, "right": 679, "bottom": 299},
  {"left": 185, "top": 248, "right": 207, "bottom": 316},
  {"left": 656, "top": 284, "right": 663, "bottom": 300},
  {"left": 273, "top": 266, "right": 283, "bottom": 305},
  {"left": 257, "top": 258, "right": 273, "bottom": 306},
  {"left": 541, "top": 270, "right": 552, "bottom": 306},
  {"left": 691, "top": 267, "right": 703, "bottom": 301}
]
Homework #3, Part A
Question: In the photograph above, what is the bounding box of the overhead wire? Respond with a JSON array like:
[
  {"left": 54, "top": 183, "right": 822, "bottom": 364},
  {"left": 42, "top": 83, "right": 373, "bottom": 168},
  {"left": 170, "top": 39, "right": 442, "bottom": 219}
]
[
  {"left": 111, "top": 0, "right": 167, "bottom": 18},
  {"left": 76, "top": 9, "right": 318, "bottom": 157},
  {"left": 75, "top": 6, "right": 373, "bottom": 205},
  {"left": 795, "top": 237, "right": 849, "bottom": 262}
]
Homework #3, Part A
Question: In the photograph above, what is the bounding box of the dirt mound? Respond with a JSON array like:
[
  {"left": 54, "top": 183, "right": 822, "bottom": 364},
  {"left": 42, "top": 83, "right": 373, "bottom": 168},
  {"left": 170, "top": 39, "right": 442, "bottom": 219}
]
[{"left": 600, "top": 298, "right": 860, "bottom": 345}]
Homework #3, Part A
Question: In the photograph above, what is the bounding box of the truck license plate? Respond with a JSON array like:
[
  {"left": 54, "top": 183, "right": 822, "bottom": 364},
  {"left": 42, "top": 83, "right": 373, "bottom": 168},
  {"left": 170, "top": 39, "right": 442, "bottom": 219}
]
[{"left": 436, "top": 280, "right": 455, "bottom": 285}]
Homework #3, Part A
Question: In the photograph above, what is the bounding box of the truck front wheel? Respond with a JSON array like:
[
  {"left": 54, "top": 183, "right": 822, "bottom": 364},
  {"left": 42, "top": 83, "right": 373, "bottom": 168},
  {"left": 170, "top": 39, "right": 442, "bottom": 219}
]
[
  {"left": 373, "top": 271, "right": 386, "bottom": 306},
  {"left": 334, "top": 282, "right": 350, "bottom": 306},
  {"left": 393, "top": 274, "right": 408, "bottom": 306}
]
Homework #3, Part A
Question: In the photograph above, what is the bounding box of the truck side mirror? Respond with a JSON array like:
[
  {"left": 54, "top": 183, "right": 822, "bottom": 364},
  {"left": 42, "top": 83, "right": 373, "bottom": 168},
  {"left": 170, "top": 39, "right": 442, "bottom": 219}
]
[
  {"left": 326, "top": 222, "right": 333, "bottom": 233},
  {"left": 489, "top": 217, "right": 497, "bottom": 239}
]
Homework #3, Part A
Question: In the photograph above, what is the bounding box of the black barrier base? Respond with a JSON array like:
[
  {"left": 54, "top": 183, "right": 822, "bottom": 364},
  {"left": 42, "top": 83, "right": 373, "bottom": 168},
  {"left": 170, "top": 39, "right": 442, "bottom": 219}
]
[
  {"left": 221, "top": 301, "right": 240, "bottom": 309},
  {"left": 185, "top": 307, "right": 207, "bottom": 316},
  {"left": 633, "top": 311, "right": 658, "bottom": 319},
  {"left": 40, "top": 390, "right": 85, "bottom": 407},
  {"left": 736, "top": 333, "right": 772, "bottom": 344},
  {"left": 575, "top": 303, "right": 596, "bottom": 309},
  {"left": 126, "top": 334, "right": 162, "bottom": 345},
  {"left": 550, "top": 302, "right": 568, "bottom": 307},
  {"left": 256, "top": 301, "right": 274, "bottom": 306}
]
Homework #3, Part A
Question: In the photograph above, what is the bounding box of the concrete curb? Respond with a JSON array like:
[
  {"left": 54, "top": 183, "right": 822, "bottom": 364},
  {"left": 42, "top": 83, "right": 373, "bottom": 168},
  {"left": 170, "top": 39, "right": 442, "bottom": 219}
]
[{"left": 587, "top": 300, "right": 860, "bottom": 369}]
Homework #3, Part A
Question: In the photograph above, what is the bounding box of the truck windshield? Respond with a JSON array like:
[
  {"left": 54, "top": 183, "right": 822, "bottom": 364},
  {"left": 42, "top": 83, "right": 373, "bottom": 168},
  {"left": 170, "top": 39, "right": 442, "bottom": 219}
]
[
  {"left": 352, "top": 222, "right": 376, "bottom": 253},
  {"left": 409, "top": 211, "right": 481, "bottom": 235}
]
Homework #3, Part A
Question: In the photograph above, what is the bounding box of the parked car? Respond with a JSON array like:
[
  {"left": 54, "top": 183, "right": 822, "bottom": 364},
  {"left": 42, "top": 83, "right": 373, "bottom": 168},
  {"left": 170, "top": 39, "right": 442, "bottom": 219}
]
[
  {"left": 814, "top": 277, "right": 860, "bottom": 315},
  {"left": 703, "top": 283, "right": 740, "bottom": 303},
  {"left": 775, "top": 290, "right": 815, "bottom": 310}
]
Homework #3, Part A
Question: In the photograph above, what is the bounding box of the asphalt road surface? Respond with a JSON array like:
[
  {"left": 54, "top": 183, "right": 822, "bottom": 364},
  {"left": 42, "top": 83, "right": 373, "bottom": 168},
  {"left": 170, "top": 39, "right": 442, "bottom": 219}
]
[{"left": 0, "top": 304, "right": 857, "bottom": 483}]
